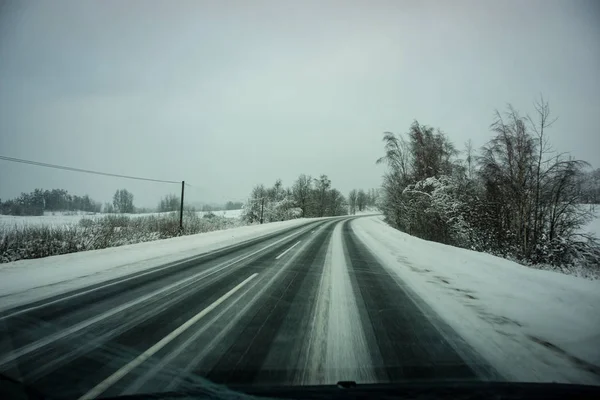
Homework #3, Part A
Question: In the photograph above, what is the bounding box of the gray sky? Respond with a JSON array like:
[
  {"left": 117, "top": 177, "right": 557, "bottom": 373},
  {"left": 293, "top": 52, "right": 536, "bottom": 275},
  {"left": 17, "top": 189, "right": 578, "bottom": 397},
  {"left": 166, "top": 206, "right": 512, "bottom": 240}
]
[{"left": 1, "top": 0, "right": 599, "bottom": 208}]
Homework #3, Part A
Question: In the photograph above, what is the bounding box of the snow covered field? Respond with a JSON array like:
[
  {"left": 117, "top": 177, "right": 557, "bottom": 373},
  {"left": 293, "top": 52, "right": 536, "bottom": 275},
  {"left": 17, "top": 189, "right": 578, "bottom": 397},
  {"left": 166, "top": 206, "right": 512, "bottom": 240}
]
[
  {"left": 0, "top": 209, "right": 243, "bottom": 228},
  {"left": 353, "top": 216, "right": 600, "bottom": 385}
]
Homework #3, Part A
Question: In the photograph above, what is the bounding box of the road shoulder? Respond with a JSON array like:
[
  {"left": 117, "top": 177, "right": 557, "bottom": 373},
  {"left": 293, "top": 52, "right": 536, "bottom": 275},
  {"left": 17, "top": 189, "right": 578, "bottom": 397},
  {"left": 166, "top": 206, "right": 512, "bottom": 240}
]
[{"left": 350, "top": 216, "right": 600, "bottom": 386}]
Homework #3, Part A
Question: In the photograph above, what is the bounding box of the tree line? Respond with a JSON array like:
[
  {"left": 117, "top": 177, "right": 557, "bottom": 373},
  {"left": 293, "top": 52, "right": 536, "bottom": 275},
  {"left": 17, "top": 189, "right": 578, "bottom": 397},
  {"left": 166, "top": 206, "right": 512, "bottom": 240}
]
[
  {"left": 0, "top": 189, "right": 102, "bottom": 216},
  {"left": 197, "top": 201, "right": 244, "bottom": 212},
  {"left": 0, "top": 186, "right": 247, "bottom": 216},
  {"left": 347, "top": 188, "right": 379, "bottom": 215},
  {"left": 377, "top": 97, "right": 599, "bottom": 269},
  {"left": 242, "top": 174, "right": 355, "bottom": 223},
  {"left": 156, "top": 196, "right": 243, "bottom": 213},
  {"left": 1, "top": 188, "right": 138, "bottom": 215}
]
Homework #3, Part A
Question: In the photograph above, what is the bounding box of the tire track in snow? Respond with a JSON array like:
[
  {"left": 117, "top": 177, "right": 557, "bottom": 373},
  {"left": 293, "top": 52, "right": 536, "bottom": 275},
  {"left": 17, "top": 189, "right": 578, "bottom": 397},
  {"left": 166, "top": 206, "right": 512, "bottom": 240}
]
[
  {"left": 344, "top": 219, "right": 479, "bottom": 382},
  {"left": 199, "top": 221, "right": 338, "bottom": 385},
  {"left": 161, "top": 221, "right": 336, "bottom": 391},
  {"left": 301, "top": 220, "right": 377, "bottom": 384},
  {"left": 4, "top": 221, "right": 331, "bottom": 398}
]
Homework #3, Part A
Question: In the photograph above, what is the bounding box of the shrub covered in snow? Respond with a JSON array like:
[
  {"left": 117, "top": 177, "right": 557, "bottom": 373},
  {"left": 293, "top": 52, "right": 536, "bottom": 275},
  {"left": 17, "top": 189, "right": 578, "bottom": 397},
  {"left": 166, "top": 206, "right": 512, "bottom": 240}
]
[
  {"left": 377, "top": 102, "right": 600, "bottom": 279},
  {"left": 0, "top": 211, "right": 242, "bottom": 263},
  {"left": 241, "top": 176, "right": 348, "bottom": 224}
]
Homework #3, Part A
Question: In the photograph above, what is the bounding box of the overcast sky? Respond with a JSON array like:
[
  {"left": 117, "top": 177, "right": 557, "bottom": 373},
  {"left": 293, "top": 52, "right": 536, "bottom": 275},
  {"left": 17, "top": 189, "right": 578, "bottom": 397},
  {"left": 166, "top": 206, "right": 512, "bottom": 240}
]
[{"left": 1, "top": 0, "right": 599, "bottom": 207}]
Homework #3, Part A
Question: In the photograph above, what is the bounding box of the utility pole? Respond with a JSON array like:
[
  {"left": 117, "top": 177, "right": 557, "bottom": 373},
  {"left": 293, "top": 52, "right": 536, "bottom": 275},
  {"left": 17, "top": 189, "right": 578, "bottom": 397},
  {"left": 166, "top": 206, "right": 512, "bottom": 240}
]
[
  {"left": 259, "top": 196, "right": 265, "bottom": 224},
  {"left": 179, "top": 180, "right": 185, "bottom": 231}
]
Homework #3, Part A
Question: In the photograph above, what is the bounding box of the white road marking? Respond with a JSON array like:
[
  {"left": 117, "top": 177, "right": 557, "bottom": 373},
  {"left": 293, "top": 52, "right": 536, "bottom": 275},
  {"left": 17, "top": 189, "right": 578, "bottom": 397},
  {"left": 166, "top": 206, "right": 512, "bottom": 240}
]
[
  {"left": 0, "top": 223, "right": 317, "bottom": 320},
  {"left": 0, "top": 261, "right": 198, "bottom": 321},
  {"left": 79, "top": 273, "right": 258, "bottom": 400},
  {"left": 0, "top": 226, "right": 314, "bottom": 367},
  {"left": 275, "top": 241, "right": 301, "bottom": 260}
]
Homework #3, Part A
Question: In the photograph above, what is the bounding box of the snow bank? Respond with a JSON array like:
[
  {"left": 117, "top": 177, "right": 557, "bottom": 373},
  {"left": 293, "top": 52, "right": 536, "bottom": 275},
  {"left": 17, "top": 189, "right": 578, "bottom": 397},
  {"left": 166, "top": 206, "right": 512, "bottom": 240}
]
[
  {"left": 352, "top": 216, "right": 600, "bottom": 385},
  {"left": 199, "top": 209, "right": 243, "bottom": 219},
  {"left": 0, "top": 218, "right": 316, "bottom": 311},
  {"left": 353, "top": 208, "right": 381, "bottom": 217}
]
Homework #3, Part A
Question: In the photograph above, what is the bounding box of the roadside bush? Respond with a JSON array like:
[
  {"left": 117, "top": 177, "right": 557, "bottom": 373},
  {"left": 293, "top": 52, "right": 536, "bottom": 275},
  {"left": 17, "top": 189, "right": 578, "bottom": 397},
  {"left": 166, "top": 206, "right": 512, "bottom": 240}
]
[{"left": 0, "top": 212, "right": 243, "bottom": 263}]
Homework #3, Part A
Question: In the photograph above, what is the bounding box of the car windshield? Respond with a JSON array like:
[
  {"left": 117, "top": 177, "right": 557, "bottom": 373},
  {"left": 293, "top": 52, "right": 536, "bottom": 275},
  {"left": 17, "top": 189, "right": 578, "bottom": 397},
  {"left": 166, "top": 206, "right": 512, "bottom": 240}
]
[{"left": 0, "top": 1, "right": 599, "bottom": 399}]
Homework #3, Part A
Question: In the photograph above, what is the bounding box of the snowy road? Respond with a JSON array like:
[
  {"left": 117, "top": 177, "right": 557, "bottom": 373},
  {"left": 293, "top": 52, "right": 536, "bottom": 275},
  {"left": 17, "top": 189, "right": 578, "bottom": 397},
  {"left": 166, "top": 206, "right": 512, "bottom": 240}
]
[{"left": 0, "top": 217, "right": 494, "bottom": 398}]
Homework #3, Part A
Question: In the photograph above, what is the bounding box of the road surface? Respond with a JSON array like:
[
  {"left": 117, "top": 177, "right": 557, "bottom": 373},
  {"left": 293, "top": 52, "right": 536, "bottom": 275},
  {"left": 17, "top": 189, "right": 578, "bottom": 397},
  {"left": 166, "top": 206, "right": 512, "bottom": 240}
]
[{"left": 0, "top": 217, "right": 495, "bottom": 399}]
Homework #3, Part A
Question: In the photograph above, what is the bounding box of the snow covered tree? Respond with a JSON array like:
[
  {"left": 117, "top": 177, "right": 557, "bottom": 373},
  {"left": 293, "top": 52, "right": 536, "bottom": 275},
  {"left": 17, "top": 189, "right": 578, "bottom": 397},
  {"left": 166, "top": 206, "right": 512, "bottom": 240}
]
[
  {"left": 103, "top": 202, "right": 115, "bottom": 213},
  {"left": 241, "top": 184, "right": 268, "bottom": 224},
  {"left": 158, "top": 194, "right": 180, "bottom": 212},
  {"left": 243, "top": 175, "right": 347, "bottom": 222},
  {"left": 376, "top": 98, "right": 598, "bottom": 270},
  {"left": 113, "top": 189, "right": 134, "bottom": 214},
  {"left": 315, "top": 175, "right": 331, "bottom": 217},
  {"left": 356, "top": 190, "right": 367, "bottom": 211},
  {"left": 580, "top": 168, "right": 600, "bottom": 204},
  {"left": 348, "top": 189, "right": 357, "bottom": 215},
  {"left": 292, "top": 174, "right": 312, "bottom": 217},
  {"left": 268, "top": 179, "right": 285, "bottom": 202},
  {"left": 269, "top": 197, "right": 302, "bottom": 221},
  {"left": 327, "top": 189, "right": 347, "bottom": 216},
  {"left": 480, "top": 100, "right": 593, "bottom": 263},
  {"left": 408, "top": 121, "right": 457, "bottom": 182}
]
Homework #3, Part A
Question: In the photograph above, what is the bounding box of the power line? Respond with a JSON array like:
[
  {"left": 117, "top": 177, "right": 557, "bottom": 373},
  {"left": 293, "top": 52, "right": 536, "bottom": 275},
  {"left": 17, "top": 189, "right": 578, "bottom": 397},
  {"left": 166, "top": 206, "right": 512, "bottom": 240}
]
[
  {"left": 184, "top": 182, "right": 206, "bottom": 191},
  {"left": 0, "top": 155, "right": 181, "bottom": 184}
]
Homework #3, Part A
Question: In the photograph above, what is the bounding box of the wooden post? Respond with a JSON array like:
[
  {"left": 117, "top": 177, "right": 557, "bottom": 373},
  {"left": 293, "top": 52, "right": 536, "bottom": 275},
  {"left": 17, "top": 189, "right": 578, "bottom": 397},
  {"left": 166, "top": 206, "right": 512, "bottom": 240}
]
[
  {"left": 180, "top": 181, "right": 185, "bottom": 231},
  {"left": 259, "top": 197, "right": 264, "bottom": 224}
]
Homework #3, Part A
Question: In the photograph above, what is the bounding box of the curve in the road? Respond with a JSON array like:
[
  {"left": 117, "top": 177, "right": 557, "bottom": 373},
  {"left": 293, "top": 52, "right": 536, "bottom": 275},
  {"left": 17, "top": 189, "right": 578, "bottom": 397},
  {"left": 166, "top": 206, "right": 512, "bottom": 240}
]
[{"left": 0, "top": 217, "right": 495, "bottom": 399}]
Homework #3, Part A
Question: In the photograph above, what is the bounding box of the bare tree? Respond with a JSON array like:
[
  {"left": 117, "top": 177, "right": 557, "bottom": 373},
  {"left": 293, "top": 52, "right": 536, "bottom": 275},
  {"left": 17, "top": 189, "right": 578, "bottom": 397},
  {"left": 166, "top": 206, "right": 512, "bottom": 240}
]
[
  {"left": 376, "top": 131, "right": 411, "bottom": 182},
  {"left": 103, "top": 202, "right": 115, "bottom": 213},
  {"left": 292, "top": 174, "right": 312, "bottom": 217},
  {"left": 480, "top": 105, "right": 536, "bottom": 256},
  {"left": 269, "top": 179, "right": 285, "bottom": 202},
  {"left": 113, "top": 189, "right": 134, "bottom": 213},
  {"left": 464, "top": 139, "right": 475, "bottom": 180},
  {"left": 376, "top": 98, "right": 598, "bottom": 269},
  {"left": 408, "top": 121, "right": 456, "bottom": 181},
  {"left": 158, "top": 194, "right": 180, "bottom": 212},
  {"left": 242, "top": 184, "right": 268, "bottom": 223},
  {"left": 526, "top": 95, "right": 557, "bottom": 250},
  {"left": 357, "top": 189, "right": 367, "bottom": 211},
  {"left": 315, "top": 175, "right": 331, "bottom": 217},
  {"left": 328, "top": 189, "right": 346, "bottom": 216},
  {"left": 348, "top": 189, "right": 358, "bottom": 214},
  {"left": 480, "top": 100, "right": 591, "bottom": 261}
]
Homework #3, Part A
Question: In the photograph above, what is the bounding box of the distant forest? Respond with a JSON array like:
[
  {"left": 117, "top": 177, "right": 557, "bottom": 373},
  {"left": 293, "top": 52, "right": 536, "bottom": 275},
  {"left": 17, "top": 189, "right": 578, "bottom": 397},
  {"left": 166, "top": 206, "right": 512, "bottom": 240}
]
[
  {"left": 0, "top": 189, "right": 101, "bottom": 216},
  {"left": 0, "top": 188, "right": 245, "bottom": 216}
]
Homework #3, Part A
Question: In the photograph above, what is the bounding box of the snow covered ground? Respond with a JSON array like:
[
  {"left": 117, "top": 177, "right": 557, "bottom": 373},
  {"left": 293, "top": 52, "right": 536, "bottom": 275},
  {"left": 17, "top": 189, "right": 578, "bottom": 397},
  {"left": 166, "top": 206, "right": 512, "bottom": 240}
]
[
  {"left": 0, "top": 209, "right": 244, "bottom": 228},
  {"left": 354, "top": 209, "right": 381, "bottom": 216},
  {"left": 1, "top": 214, "right": 598, "bottom": 385},
  {"left": 0, "top": 217, "right": 316, "bottom": 310},
  {"left": 352, "top": 216, "right": 600, "bottom": 385},
  {"left": 201, "top": 209, "right": 243, "bottom": 219}
]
